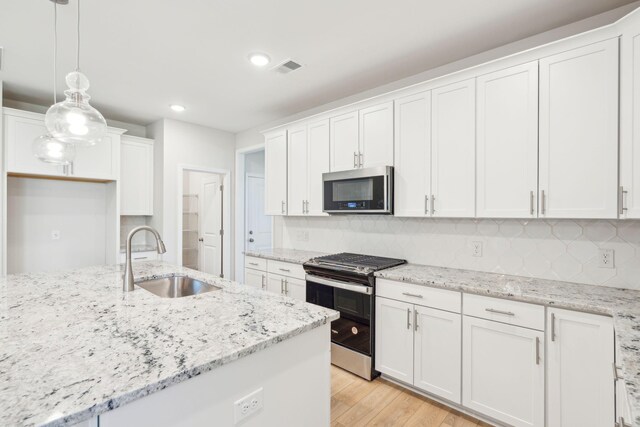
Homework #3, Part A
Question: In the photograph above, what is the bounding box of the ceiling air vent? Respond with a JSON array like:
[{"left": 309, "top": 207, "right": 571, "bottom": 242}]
[{"left": 274, "top": 59, "right": 302, "bottom": 74}]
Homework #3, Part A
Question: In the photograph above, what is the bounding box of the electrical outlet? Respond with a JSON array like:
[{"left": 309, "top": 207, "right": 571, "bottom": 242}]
[
  {"left": 234, "top": 387, "right": 263, "bottom": 424},
  {"left": 598, "top": 248, "right": 615, "bottom": 269},
  {"left": 471, "top": 241, "right": 483, "bottom": 257},
  {"left": 51, "top": 230, "right": 61, "bottom": 240}
]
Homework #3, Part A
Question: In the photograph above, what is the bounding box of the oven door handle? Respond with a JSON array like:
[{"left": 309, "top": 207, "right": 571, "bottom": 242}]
[{"left": 305, "top": 274, "right": 372, "bottom": 295}]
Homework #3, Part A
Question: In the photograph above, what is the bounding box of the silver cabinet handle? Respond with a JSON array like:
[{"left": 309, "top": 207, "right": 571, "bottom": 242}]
[
  {"left": 133, "top": 256, "right": 148, "bottom": 260},
  {"left": 406, "top": 308, "right": 411, "bottom": 330},
  {"left": 402, "top": 292, "right": 424, "bottom": 299},
  {"left": 535, "top": 336, "right": 541, "bottom": 365},
  {"left": 613, "top": 363, "right": 623, "bottom": 381},
  {"left": 281, "top": 200, "right": 285, "bottom": 214},
  {"left": 414, "top": 309, "right": 419, "bottom": 332},
  {"left": 431, "top": 195, "right": 435, "bottom": 215},
  {"left": 353, "top": 152, "right": 358, "bottom": 168},
  {"left": 424, "top": 195, "right": 429, "bottom": 215},
  {"left": 485, "top": 308, "right": 515, "bottom": 316},
  {"left": 302, "top": 200, "right": 305, "bottom": 213},
  {"left": 280, "top": 278, "right": 284, "bottom": 294},
  {"left": 620, "top": 186, "right": 628, "bottom": 215},
  {"left": 284, "top": 279, "right": 288, "bottom": 296},
  {"left": 261, "top": 274, "right": 266, "bottom": 290},
  {"left": 540, "top": 190, "right": 546, "bottom": 215},
  {"left": 279, "top": 268, "right": 290, "bottom": 272},
  {"left": 248, "top": 262, "right": 258, "bottom": 266},
  {"left": 551, "top": 312, "right": 556, "bottom": 342},
  {"left": 359, "top": 152, "right": 363, "bottom": 168},
  {"left": 530, "top": 191, "right": 535, "bottom": 215}
]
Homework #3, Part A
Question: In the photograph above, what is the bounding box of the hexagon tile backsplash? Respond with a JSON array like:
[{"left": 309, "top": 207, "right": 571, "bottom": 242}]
[{"left": 278, "top": 217, "right": 640, "bottom": 290}]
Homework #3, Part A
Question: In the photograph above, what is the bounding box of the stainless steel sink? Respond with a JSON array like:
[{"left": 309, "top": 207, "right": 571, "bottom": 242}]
[{"left": 136, "top": 275, "right": 221, "bottom": 298}]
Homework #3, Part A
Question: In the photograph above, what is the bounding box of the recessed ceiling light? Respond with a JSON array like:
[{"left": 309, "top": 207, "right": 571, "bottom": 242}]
[
  {"left": 249, "top": 53, "right": 270, "bottom": 67},
  {"left": 170, "top": 104, "right": 185, "bottom": 112}
]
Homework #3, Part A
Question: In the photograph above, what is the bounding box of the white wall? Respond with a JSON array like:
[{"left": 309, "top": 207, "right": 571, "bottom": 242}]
[
  {"left": 280, "top": 217, "right": 640, "bottom": 291},
  {"left": 7, "top": 177, "right": 108, "bottom": 273},
  {"left": 147, "top": 119, "right": 235, "bottom": 266},
  {"left": 245, "top": 150, "right": 265, "bottom": 175}
]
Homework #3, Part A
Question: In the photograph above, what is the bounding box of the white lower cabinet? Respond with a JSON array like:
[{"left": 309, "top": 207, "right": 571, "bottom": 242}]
[
  {"left": 546, "top": 308, "right": 614, "bottom": 427},
  {"left": 462, "top": 316, "right": 544, "bottom": 427},
  {"left": 244, "top": 267, "right": 266, "bottom": 290},
  {"left": 375, "top": 294, "right": 462, "bottom": 404},
  {"left": 265, "top": 273, "right": 304, "bottom": 300}
]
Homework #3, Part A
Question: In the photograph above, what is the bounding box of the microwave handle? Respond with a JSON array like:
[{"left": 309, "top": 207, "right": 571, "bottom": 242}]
[{"left": 305, "top": 274, "right": 372, "bottom": 295}]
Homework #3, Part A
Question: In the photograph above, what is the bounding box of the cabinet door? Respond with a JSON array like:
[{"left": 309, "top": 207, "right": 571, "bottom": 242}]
[
  {"left": 307, "top": 119, "right": 330, "bottom": 216},
  {"left": 284, "top": 276, "right": 306, "bottom": 301},
  {"left": 414, "top": 306, "right": 461, "bottom": 404},
  {"left": 375, "top": 297, "right": 414, "bottom": 384},
  {"left": 431, "top": 79, "right": 476, "bottom": 217},
  {"left": 244, "top": 268, "right": 265, "bottom": 290},
  {"left": 120, "top": 137, "right": 154, "bottom": 215},
  {"left": 359, "top": 102, "right": 394, "bottom": 168},
  {"left": 266, "top": 274, "right": 285, "bottom": 295},
  {"left": 5, "top": 113, "right": 64, "bottom": 176},
  {"left": 73, "top": 133, "right": 118, "bottom": 180},
  {"left": 621, "top": 13, "right": 640, "bottom": 218},
  {"left": 264, "top": 130, "right": 288, "bottom": 215},
  {"left": 547, "top": 308, "right": 614, "bottom": 427},
  {"left": 394, "top": 92, "right": 431, "bottom": 217},
  {"left": 539, "top": 39, "right": 619, "bottom": 218},
  {"left": 330, "top": 111, "right": 359, "bottom": 172},
  {"left": 463, "top": 316, "right": 544, "bottom": 427},
  {"left": 477, "top": 62, "right": 539, "bottom": 218},
  {"left": 615, "top": 338, "right": 634, "bottom": 427},
  {"left": 287, "top": 125, "right": 308, "bottom": 216}
]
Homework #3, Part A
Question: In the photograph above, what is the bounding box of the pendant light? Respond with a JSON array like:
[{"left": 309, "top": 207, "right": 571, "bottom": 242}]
[
  {"left": 44, "top": 0, "right": 107, "bottom": 146},
  {"left": 33, "top": 0, "right": 76, "bottom": 165}
]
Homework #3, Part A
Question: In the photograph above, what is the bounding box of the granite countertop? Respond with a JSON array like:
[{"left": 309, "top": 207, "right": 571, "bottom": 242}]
[
  {"left": 376, "top": 263, "right": 640, "bottom": 425},
  {"left": 118, "top": 244, "right": 158, "bottom": 254},
  {"left": 0, "top": 261, "right": 339, "bottom": 427},
  {"left": 244, "top": 248, "right": 327, "bottom": 264}
]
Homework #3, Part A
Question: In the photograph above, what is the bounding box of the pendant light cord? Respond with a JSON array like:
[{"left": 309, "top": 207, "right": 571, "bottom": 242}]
[
  {"left": 53, "top": 0, "right": 57, "bottom": 104},
  {"left": 76, "top": 0, "right": 80, "bottom": 71}
]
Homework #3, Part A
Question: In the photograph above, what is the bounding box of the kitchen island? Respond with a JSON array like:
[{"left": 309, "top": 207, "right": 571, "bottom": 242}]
[{"left": 0, "top": 262, "right": 339, "bottom": 427}]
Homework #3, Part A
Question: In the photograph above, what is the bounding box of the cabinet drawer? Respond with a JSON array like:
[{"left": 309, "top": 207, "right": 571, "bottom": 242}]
[
  {"left": 376, "top": 279, "right": 461, "bottom": 313},
  {"left": 267, "top": 260, "right": 305, "bottom": 280},
  {"left": 118, "top": 251, "right": 158, "bottom": 264},
  {"left": 463, "top": 293, "right": 544, "bottom": 331},
  {"left": 245, "top": 256, "right": 267, "bottom": 271}
]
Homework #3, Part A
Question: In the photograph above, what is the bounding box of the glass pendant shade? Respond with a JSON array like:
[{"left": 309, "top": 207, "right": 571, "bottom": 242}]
[
  {"left": 33, "top": 134, "right": 76, "bottom": 165},
  {"left": 45, "top": 71, "right": 107, "bottom": 146}
]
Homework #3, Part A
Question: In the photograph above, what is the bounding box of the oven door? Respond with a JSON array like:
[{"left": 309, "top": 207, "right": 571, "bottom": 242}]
[
  {"left": 306, "top": 275, "right": 373, "bottom": 356},
  {"left": 322, "top": 166, "right": 393, "bottom": 214}
]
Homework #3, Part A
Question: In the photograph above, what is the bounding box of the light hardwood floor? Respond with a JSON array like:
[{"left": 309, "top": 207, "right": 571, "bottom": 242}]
[{"left": 331, "top": 366, "right": 492, "bottom": 427}]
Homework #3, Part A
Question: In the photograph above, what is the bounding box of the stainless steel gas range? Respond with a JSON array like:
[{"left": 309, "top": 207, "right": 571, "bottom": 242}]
[{"left": 303, "top": 253, "right": 406, "bottom": 380}]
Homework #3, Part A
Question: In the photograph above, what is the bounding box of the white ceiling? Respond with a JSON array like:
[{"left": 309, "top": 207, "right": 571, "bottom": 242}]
[{"left": 0, "top": 0, "right": 637, "bottom": 133}]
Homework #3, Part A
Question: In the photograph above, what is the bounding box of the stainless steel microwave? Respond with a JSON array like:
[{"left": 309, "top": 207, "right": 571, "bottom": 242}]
[{"left": 322, "top": 166, "right": 393, "bottom": 214}]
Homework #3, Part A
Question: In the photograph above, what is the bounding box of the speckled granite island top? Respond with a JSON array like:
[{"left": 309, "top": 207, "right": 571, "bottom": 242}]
[
  {"left": 376, "top": 263, "right": 640, "bottom": 425},
  {"left": 244, "top": 248, "right": 327, "bottom": 264},
  {"left": 0, "top": 261, "right": 339, "bottom": 427}
]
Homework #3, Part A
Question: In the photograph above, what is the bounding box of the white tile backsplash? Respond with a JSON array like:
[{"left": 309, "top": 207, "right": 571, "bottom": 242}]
[
  {"left": 278, "top": 216, "right": 640, "bottom": 290},
  {"left": 120, "top": 216, "right": 151, "bottom": 247}
]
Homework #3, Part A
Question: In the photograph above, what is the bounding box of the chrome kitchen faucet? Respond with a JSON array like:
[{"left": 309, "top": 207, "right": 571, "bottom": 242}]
[{"left": 123, "top": 226, "right": 167, "bottom": 292}]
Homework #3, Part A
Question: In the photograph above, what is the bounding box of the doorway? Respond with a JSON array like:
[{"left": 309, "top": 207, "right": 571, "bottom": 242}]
[
  {"left": 246, "top": 173, "right": 271, "bottom": 251},
  {"left": 180, "top": 169, "right": 226, "bottom": 277}
]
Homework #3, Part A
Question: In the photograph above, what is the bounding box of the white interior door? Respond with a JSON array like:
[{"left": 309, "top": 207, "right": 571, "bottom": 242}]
[
  {"left": 200, "top": 175, "right": 222, "bottom": 276},
  {"left": 246, "top": 175, "right": 272, "bottom": 251}
]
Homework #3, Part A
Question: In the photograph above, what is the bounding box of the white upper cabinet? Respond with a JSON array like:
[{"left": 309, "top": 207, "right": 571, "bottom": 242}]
[
  {"left": 394, "top": 91, "right": 431, "bottom": 217},
  {"left": 120, "top": 135, "right": 154, "bottom": 215},
  {"left": 620, "top": 10, "right": 640, "bottom": 218},
  {"left": 330, "top": 111, "right": 359, "bottom": 172},
  {"left": 359, "top": 102, "right": 394, "bottom": 168},
  {"left": 539, "top": 39, "right": 619, "bottom": 219},
  {"left": 431, "top": 79, "right": 476, "bottom": 217},
  {"left": 307, "top": 118, "right": 330, "bottom": 216},
  {"left": 476, "top": 62, "right": 539, "bottom": 218},
  {"left": 546, "top": 308, "right": 614, "bottom": 427},
  {"left": 375, "top": 297, "right": 414, "bottom": 384},
  {"left": 463, "top": 316, "right": 544, "bottom": 427},
  {"left": 4, "top": 108, "right": 122, "bottom": 181},
  {"left": 287, "top": 125, "right": 308, "bottom": 216},
  {"left": 264, "top": 129, "right": 288, "bottom": 215}
]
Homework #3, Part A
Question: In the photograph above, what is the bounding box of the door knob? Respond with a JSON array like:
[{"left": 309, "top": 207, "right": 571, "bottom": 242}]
[
  {"left": 198, "top": 237, "right": 204, "bottom": 242},
  {"left": 249, "top": 230, "right": 253, "bottom": 235},
  {"left": 249, "top": 238, "right": 255, "bottom": 242}
]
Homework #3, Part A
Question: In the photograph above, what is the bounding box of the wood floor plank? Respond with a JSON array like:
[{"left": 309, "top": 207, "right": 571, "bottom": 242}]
[{"left": 329, "top": 366, "right": 487, "bottom": 427}]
